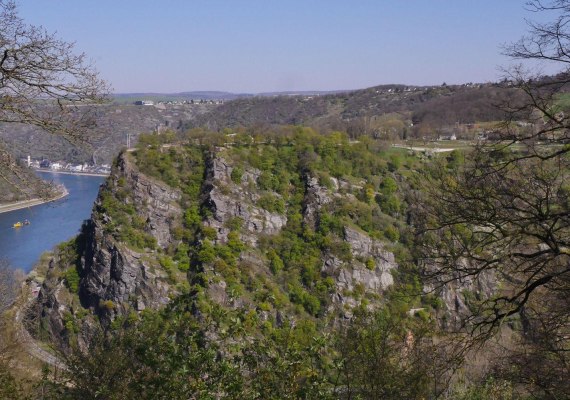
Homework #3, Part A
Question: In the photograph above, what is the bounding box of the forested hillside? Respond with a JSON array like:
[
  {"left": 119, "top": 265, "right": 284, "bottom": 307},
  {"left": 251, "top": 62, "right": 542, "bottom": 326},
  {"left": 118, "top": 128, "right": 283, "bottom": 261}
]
[
  {"left": 12, "top": 128, "right": 472, "bottom": 398},
  {"left": 190, "top": 83, "right": 519, "bottom": 139},
  {"left": 7, "top": 126, "right": 531, "bottom": 399}
]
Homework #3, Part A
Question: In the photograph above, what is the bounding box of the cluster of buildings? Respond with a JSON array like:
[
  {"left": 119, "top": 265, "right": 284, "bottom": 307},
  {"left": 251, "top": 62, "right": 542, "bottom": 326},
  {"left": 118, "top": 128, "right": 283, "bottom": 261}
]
[
  {"left": 23, "top": 156, "right": 111, "bottom": 175},
  {"left": 135, "top": 99, "right": 224, "bottom": 106}
]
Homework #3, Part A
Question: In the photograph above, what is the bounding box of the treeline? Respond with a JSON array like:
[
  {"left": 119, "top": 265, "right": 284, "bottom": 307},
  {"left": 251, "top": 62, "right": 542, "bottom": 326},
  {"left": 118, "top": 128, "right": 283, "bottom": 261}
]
[
  {"left": 1, "top": 299, "right": 514, "bottom": 400},
  {"left": 189, "top": 84, "right": 521, "bottom": 140}
]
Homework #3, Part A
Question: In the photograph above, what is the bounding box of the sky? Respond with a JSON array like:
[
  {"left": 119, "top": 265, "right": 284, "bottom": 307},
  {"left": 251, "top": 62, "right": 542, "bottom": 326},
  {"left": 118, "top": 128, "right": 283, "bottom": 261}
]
[{"left": 17, "top": 0, "right": 558, "bottom": 94}]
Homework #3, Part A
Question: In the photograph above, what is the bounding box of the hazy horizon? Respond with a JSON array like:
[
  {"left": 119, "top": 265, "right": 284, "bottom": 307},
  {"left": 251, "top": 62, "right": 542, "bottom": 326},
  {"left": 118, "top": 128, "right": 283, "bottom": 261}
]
[{"left": 18, "top": 0, "right": 557, "bottom": 93}]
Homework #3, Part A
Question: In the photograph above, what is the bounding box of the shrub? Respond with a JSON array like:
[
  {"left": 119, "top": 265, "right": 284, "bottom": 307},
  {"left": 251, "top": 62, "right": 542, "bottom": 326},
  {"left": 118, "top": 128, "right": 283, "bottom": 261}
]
[
  {"left": 230, "top": 166, "right": 244, "bottom": 184},
  {"left": 268, "top": 250, "right": 284, "bottom": 274},
  {"left": 384, "top": 225, "right": 400, "bottom": 242},
  {"left": 99, "top": 300, "right": 116, "bottom": 311},
  {"left": 63, "top": 267, "right": 80, "bottom": 293},
  {"left": 257, "top": 193, "right": 285, "bottom": 214},
  {"left": 198, "top": 240, "right": 216, "bottom": 264}
]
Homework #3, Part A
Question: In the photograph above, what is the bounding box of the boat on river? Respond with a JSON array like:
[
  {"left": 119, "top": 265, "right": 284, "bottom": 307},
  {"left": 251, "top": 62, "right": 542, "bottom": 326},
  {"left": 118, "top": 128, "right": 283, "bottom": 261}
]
[{"left": 12, "top": 219, "right": 30, "bottom": 228}]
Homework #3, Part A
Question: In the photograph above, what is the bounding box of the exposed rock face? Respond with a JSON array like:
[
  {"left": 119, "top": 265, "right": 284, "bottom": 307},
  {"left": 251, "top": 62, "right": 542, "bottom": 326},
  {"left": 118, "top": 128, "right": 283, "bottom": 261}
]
[
  {"left": 32, "top": 279, "right": 70, "bottom": 351},
  {"left": 302, "top": 174, "right": 397, "bottom": 313},
  {"left": 31, "top": 148, "right": 404, "bottom": 348},
  {"left": 78, "top": 154, "right": 182, "bottom": 320},
  {"left": 204, "top": 155, "right": 287, "bottom": 244},
  {"left": 78, "top": 219, "right": 173, "bottom": 319},
  {"left": 343, "top": 226, "right": 396, "bottom": 289},
  {"left": 322, "top": 227, "right": 397, "bottom": 315},
  {"left": 303, "top": 176, "right": 333, "bottom": 229},
  {"left": 114, "top": 154, "right": 182, "bottom": 248},
  {"left": 423, "top": 259, "right": 497, "bottom": 330}
]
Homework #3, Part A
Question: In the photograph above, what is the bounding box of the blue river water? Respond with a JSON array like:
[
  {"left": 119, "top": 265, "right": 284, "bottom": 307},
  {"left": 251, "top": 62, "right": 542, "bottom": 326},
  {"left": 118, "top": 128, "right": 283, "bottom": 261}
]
[{"left": 0, "top": 171, "right": 106, "bottom": 272}]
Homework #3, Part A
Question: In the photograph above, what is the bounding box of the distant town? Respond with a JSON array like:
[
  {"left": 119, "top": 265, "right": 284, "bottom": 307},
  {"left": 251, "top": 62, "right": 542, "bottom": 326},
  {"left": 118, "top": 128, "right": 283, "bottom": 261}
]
[
  {"left": 21, "top": 156, "right": 111, "bottom": 176},
  {"left": 134, "top": 99, "right": 224, "bottom": 106}
]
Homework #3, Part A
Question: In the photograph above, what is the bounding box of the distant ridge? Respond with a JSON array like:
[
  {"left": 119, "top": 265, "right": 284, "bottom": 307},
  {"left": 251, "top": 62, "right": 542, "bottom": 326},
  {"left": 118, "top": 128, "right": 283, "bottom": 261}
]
[{"left": 112, "top": 89, "right": 350, "bottom": 103}]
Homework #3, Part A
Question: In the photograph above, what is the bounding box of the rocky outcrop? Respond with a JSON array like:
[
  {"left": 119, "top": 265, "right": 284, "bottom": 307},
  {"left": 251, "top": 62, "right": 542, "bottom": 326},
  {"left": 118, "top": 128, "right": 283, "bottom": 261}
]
[
  {"left": 78, "top": 219, "right": 173, "bottom": 319},
  {"left": 78, "top": 154, "right": 182, "bottom": 320},
  {"left": 31, "top": 147, "right": 404, "bottom": 349},
  {"left": 303, "top": 176, "right": 333, "bottom": 229},
  {"left": 423, "top": 259, "right": 497, "bottom": 330},
  {"left": 343, "top": 226, "right": 395, "bottom": 289},
  {"left": 322, "top": 227, "right": 396, "bottom": 314},
  {"left": 204, "top": 154, "right": 287, "bottom": 244},
  {"left": 115, "top": 153, "right": 182, "bottom": 248}
]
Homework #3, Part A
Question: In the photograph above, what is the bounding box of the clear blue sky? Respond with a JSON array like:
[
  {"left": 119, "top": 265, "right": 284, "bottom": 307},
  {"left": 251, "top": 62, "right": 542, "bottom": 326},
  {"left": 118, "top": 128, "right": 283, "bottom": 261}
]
[{"left": 17, "top": 0, "right": 555, "bottom": 93}]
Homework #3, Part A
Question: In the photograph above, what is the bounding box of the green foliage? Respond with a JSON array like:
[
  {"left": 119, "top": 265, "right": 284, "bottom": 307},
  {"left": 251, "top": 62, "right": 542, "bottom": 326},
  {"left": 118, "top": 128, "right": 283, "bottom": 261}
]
[
  {"left": 334, "top": 309, "right": 435, "bottom": 400},
  {"left": 0, "top": 363, "right": 28, "bottom": 400},
  {"left": 197, "top": 239, "right": 216, "bottom": 264},
  {"left": 52, "top": 304, "right": 444, "bottom": 400},
  {"left": 96, "top": 184, "right": 158, "bottom": 250},
  {"left": 227, "top": 231, "right": 245, "bottom": 253},
  {"left": 62, "top": 267, "right": 80, "bottom": 293},
  {"left": 230, "top": 165, "right": 244, "bottom": 184},
  {"left": 225, "top": 216, "right": 244, "bottom": 232},
  {"left": 384, "top": 224, "right": 400, "bottom": 242},
  {"left": 135, "top": 143, "right": 205, "bottom": 206},
  {"left": 453, "top": 378, "right": 515, "bottom": 400},
  {"left": 99, "top": 300, "right": 115, "bottom": 311},
  {"left": 267, "top": 249, "right": 284, "bottom": 274},
  {"left": 288, "top": 283, "right": 321, "bottom": 316},
  {"left": 183, "top": 205, "right": 201, "bottom": 231},
  {"left": 62, "top": 311, "right": 79, "bottom": 334},
  {"left": 174, "top": 243, "right": 191, "bottom": 272},
  {"left": 257, "top": 192, "right": 285, "bottom": 214},
  {"left": 446, "top": 149, "right": 465, "bottom": 169},
  {"left": 380, "top": 176, "right": 398, "bottom": 195}
]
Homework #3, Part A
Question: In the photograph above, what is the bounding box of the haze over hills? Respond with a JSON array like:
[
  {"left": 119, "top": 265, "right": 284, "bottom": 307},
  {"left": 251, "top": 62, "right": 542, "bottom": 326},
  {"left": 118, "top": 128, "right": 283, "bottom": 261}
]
[
  {"left": 111, "top": 89, "right": 351, "bottom": 103},
  {"left": 0, "top": 80, "right": 519, "bottom": 180}
]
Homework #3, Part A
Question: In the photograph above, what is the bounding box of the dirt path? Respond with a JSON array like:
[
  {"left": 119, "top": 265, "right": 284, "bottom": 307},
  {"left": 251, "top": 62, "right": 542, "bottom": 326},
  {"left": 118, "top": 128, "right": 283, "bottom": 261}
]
[
  {"left": 13, "top": 290, "right": 68, "bottom": 370},
  {"left": 392, "top": 144, "right": 458, "bottom": 153}
]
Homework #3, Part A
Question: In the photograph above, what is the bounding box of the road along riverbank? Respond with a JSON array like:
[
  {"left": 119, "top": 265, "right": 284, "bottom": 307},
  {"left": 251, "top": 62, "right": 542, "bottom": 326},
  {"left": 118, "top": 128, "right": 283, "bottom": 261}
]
[{"left": 0, "top": 186, "right": 69, "bottom": 215}]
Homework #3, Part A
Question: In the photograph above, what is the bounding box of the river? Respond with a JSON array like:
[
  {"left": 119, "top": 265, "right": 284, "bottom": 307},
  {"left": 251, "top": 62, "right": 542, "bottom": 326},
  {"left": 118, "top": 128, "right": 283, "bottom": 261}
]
[{"left": 0, "top": 171, "right": 106, "bottom": 272}]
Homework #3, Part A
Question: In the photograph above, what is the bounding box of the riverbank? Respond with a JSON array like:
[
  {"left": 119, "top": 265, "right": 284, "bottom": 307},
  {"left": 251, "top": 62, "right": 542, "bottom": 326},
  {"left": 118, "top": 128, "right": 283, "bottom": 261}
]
[
  {"left": 35, "top": 168, "right": 110, "bottom": 177},
  {"left": 0, "top": 186, "right": 69, "bottom": 215}
]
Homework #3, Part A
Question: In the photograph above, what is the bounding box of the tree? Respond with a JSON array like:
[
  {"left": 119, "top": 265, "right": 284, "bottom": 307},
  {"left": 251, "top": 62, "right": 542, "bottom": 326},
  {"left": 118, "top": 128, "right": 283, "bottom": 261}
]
[
  {"left": 417, "top": 1, "right": 570, "bottom": 397},
  {"left": 0, "top": 0, "right": 108, "bottom": 196},
  {"left": 0, "top": 0, "right": 108, "bottom": 138},
  {"left": 0, "top": 260, "right": 28, "bottom": 400}
]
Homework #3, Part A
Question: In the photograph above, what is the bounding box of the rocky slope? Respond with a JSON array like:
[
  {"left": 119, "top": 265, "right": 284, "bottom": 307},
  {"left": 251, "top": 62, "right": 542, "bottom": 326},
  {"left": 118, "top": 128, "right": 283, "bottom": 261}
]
[{"left": 28, "top": 136, "right": 408, "bottom": 349}]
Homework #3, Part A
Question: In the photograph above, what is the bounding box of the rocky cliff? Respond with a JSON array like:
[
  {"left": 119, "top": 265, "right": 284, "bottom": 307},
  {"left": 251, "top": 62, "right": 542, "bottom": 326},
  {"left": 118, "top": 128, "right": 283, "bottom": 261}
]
[
  {"left": 79, "top": 153, "right": 183, "bottom": 316},
  {"left": 28, "top": 138, "right": 406, "bottom": 349}
]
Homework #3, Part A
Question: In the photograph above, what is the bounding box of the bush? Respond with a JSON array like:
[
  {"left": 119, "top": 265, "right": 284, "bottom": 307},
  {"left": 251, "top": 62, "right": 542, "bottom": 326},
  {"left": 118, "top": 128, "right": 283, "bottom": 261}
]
[
  {"left": 384, "top": 225, "right": 400, "bottom": 242},
  {"left": 230, "top": 166, "right": 244, "bottom": 184},
  {"left": 257, "top": 193, "right": 285, "bottom": 214},
  {"left": 63, "top": 267, "right": 80, "bottom": 293},
  {"left": 197, "top": 240, "right": 216, "bottom": 264},
  {"left": 268, "top": 250, "right": 284, "bottom": 274},
  {"left": 99, "top": 300, "right": 116, "bottom": 311}
]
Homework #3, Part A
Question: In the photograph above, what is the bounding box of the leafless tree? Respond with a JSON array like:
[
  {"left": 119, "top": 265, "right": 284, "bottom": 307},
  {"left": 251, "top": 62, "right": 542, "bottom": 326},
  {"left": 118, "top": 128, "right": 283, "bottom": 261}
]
[
  {"left": 0, "top": 259, "right": 17, "bottom": 316},
  {"left": 0, "top": 0, "right": 109, "bottom": 198},
  {"left": 0, "top": 0, "right": 109, "bottom": 137},
  {"left": 0, "top": 259, "right": 19, "bottom": 362},
  {"left": 416, "top": 1, "right": 570, "bottom": 396}
]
